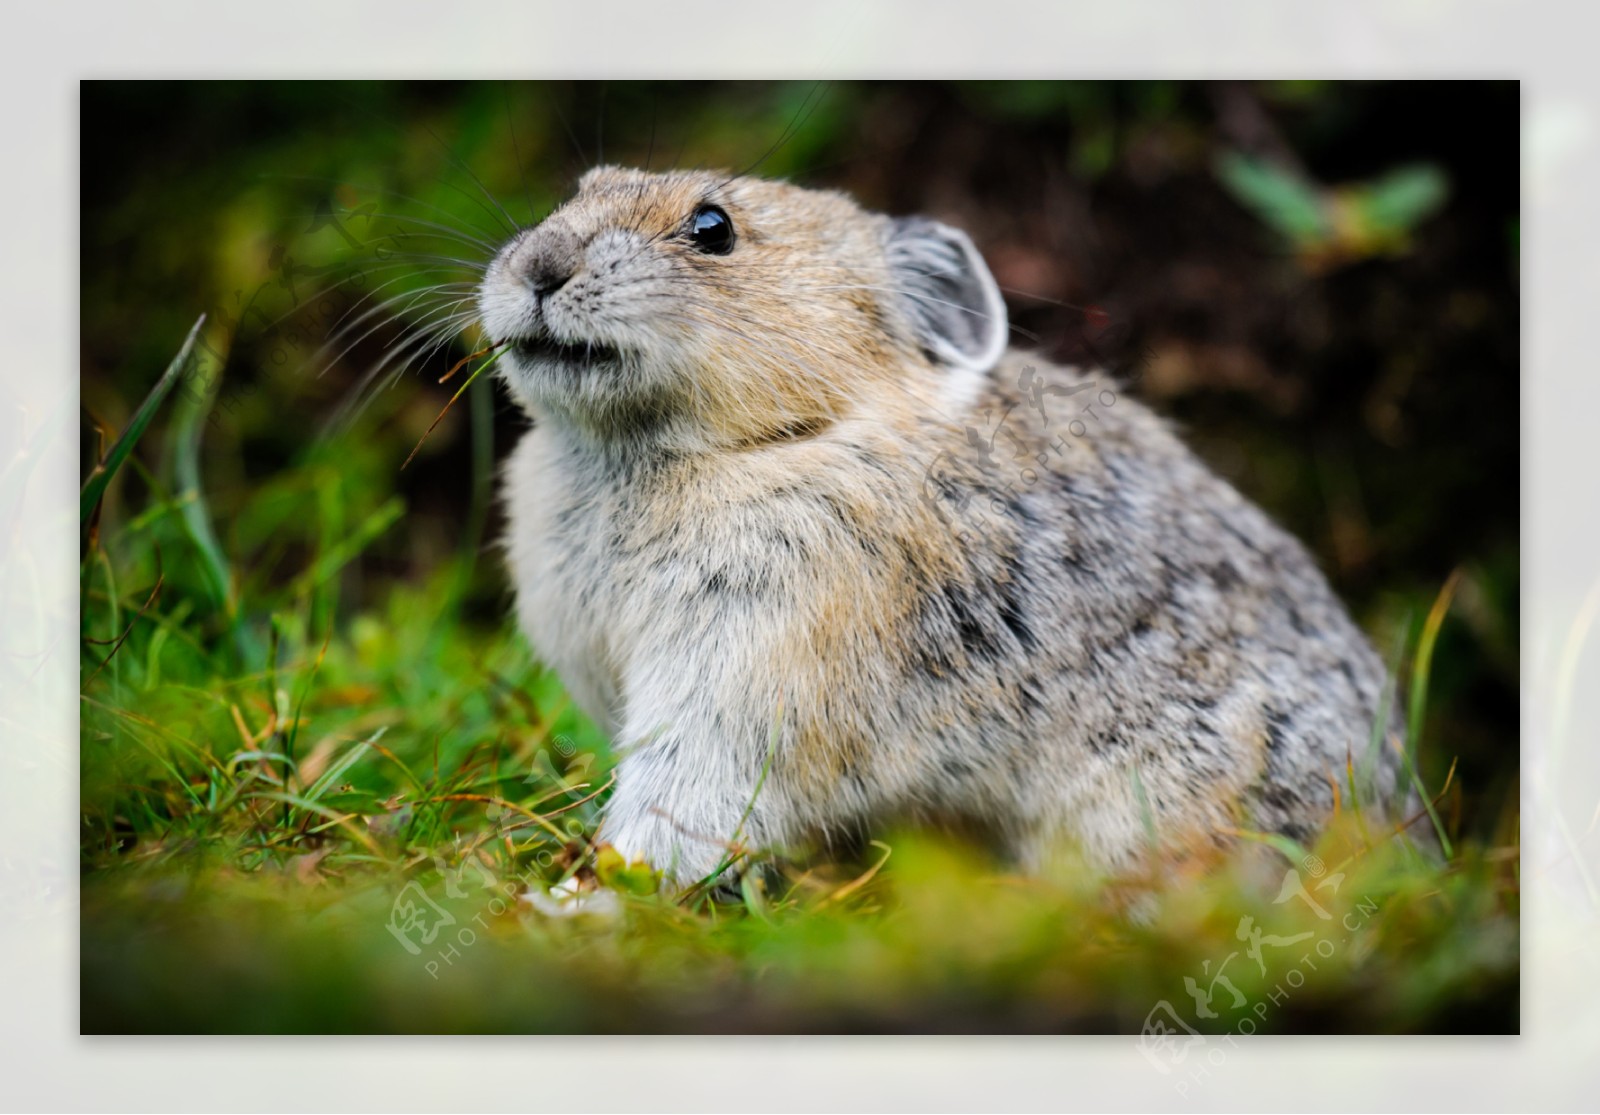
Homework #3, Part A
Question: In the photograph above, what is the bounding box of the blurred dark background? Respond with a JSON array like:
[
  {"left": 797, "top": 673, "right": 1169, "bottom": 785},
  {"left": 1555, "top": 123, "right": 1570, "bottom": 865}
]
[{"left": 80, "top": 80, "right": 1519, "bottom": 836}]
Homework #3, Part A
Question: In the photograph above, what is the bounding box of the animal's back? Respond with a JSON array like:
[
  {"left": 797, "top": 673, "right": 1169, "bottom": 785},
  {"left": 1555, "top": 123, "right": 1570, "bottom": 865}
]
[{"left": 923, "top": 354, "right": 1407, "bottom": 868}]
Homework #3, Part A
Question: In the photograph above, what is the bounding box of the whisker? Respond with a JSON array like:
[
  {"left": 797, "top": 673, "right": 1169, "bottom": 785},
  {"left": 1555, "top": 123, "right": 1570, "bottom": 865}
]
[
  {"left": 314, "top": 280, "right": 478, "bottom": 379},
  {"left": 419, "top": 120, "right": 521, "bottom": 237},
  {"left": 503, "top": 83, "right": 541, "bottom": 225},
  {"left": 259, "top": 174, "right": 503, "bottom": 251},
  {"left": 549, "top": 82, "right": 593, "bottom": 176},
  {"left": 320, "top": 302, "right": 479, "bottom": 437},
  {"left": 350, "top": 212, "right": 499, "bottom": 255},
  {"left": 323, "top": 273, "right": 478, "bottom": 346},
  {"left": 346, "top": 246, "right": 488, "bottom": 272},
  {"left": 722, "top": 81, "right": 829, "bottom": 188}
]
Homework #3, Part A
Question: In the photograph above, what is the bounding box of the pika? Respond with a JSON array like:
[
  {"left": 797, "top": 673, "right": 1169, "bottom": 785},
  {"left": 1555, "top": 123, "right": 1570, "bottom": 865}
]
[{"left": 477, "top": 166, "right": 1411, "bottom": 888}]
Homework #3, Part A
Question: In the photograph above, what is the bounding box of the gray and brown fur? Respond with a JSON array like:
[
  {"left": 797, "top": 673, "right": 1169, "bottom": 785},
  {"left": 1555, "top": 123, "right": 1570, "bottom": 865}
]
[{"left": 478, "top": 167, "right": 1408, "bottom": 887}]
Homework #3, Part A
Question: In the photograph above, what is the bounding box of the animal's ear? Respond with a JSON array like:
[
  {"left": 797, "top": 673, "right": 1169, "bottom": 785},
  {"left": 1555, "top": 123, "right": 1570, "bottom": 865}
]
[{"left": 886, "top": 217, "right": 1008, "bottom": 373}]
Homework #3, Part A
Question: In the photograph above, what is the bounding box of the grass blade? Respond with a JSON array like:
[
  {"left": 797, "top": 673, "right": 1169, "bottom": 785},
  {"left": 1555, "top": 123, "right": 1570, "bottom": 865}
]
[
  {"left": 166, "top": 323, "right": 239, "bottom": 650},
  {"left": 289, "top": 497, "right": 404, "bottom": 597},
  {"left": 1355, "top": 620, "right": 1410, "bottom": 817},
  {"left": 401, "top": 349, "right": 505, "bottom": 470},
  {"left": 80, "top": 314, "right": 206, "bottom": 522},
  {"left": 305, "top": 729, "right": 387, "bottom": 802},
  {"left": 1402, "top": 571, "right": 1462, "bottom": 858}
]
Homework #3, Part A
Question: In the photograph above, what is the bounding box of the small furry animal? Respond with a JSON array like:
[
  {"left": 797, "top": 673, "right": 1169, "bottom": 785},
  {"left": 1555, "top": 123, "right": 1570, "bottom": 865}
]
[{"left": 477, "top": 166, "right": 1409, "bottom": 888}]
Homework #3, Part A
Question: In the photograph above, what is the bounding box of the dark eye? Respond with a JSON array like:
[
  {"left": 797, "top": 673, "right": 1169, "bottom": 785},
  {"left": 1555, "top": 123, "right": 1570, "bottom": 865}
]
[{"left": 688, "top": 205, "right": 735, "bottom": 255}]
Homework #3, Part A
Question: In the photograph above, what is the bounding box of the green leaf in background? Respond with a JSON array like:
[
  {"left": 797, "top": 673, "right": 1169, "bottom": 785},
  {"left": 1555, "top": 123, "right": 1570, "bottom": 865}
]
[
  {"left": 1351, "top": 163, "right": 1449, "bottom": 237},
  {"left": 1213, "top": 151, "right": 1330, "bottom": 249},
  {"left": 1217, "top": 151, "right": 1450, "bottom": 268},
  {"left": 80, "top": 313, "right": 205, "bottom": 524}
]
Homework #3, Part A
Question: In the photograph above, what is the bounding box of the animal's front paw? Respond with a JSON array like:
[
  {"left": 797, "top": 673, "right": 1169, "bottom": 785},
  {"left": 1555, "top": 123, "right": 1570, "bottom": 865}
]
[
  {"left": 520, "top": 876, "right": 623, "bottom": 919},
  {"left": 600, "top": 813, "right": 737, "bottom": 896}
]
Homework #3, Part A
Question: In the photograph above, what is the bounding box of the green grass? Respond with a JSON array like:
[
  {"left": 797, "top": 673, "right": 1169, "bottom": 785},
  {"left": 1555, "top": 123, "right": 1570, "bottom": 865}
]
[{"left": 77, "top": 327, "right": 1519, "bottom": 1036}]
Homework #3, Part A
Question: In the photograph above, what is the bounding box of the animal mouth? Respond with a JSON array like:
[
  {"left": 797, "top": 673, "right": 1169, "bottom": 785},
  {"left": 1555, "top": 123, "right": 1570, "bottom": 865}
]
[{"left": 510, "top": 334, "right": 621, "bottom": 366}]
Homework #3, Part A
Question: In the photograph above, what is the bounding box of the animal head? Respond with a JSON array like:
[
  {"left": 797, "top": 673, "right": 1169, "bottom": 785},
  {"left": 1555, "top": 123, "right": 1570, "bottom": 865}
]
[{"left": 477, "top": 166, "right": 1007, "bottom": 446}]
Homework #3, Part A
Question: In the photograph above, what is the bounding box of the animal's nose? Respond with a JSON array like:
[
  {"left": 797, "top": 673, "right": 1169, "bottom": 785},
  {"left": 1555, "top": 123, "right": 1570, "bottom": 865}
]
[
  {"left": 509, "top": 223, "right": 582, "bottom": 299},
  {"left": 524, "top": 258, "right": 573, "bottom": 297}
]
